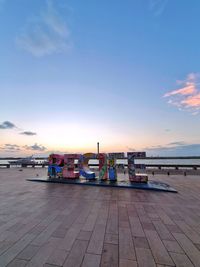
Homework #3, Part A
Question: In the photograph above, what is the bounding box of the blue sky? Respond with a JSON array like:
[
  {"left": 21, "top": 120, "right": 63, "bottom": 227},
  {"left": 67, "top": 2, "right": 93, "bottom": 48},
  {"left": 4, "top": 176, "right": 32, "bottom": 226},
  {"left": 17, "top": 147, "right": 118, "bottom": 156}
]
[{"left": 1, "top": 0, "right": 200, "bottom": 156}]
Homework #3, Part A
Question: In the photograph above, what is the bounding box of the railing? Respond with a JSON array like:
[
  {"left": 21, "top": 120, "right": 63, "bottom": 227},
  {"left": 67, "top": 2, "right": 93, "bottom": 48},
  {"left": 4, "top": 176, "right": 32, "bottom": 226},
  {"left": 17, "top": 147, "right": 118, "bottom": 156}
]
[
  {"left": 0, "top": 163, "right": 48, "bottom": 168},
  {"left": 1, "top": 157, "right": 200, "bottom": 175},
  {"left": 141, "top": 164, "right": 200, "bottom": 170},
  {"left": 1, "top": 156, "right": 200, "bottom": 160}
]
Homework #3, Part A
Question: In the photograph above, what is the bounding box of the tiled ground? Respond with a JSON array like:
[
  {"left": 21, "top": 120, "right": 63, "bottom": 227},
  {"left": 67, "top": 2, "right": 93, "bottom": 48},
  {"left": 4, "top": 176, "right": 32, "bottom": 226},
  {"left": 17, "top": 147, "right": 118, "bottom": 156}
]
[{"left": 0, "top": 168, "right": 200, "bottom": 266}]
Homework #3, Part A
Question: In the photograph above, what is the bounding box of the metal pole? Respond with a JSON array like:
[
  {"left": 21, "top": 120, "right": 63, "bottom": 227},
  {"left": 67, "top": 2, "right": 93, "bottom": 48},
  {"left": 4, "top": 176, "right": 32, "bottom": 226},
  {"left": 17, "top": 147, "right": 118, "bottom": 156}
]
[{"left": 97, "top": 142, "right": 99, "bottom": 155}]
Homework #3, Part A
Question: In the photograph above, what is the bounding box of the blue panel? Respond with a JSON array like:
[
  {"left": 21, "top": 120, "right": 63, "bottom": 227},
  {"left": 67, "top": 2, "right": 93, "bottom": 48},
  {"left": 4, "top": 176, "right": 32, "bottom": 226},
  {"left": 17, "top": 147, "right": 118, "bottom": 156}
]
[
  {"left": 79, "top": 169, "right": 96, "bottom": 180},
  {"left": 48, "top": 165, "right": 62, "bottom": 177},
  {"left": 108, "top": 168, "right": 117, "bottom": 181}
]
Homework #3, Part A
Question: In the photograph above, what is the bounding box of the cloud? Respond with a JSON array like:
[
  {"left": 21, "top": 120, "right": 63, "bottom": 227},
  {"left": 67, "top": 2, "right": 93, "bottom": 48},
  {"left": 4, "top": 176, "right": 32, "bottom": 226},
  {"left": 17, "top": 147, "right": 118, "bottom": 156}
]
[
  {"left": 164, "top": 73, "right": 200, "bottom": 114},
  {"left": 167, "top": 141, "right": 186, "bottom": 146},
  {"left": 149, "top": 0, "right": 168, "bottom": 16},
  {"left": 164, "top": 84, "right": 196, "bottom": 97},
  {"left": 0, "top": 144, "right": 21, "bottom": 152},
  {"left": 16, "top": 0, "right": 71, "bottom": 57},
  {"left": 145, "top": 142, "right": 200, "bottom": 156},
  {"left": 20, "top": 131, "right": 37, "bottom": 136},
  {"left": 24, "top": 143, "right": 47, "bottom": 151},
  {"left": 0, "top": 121, "right": 16, "bottom": 129},
  {"left": 0, "top": 121, "right": 37, "bottom": 136},
  {"left": 0, "top": 143, "right": 47, "bottom": 154},
  {"left": 127, "top": 147, "right": 137, "bottom": 152},
  {"left": 181, "top": 93, "right": 200, "bottom": 108}
]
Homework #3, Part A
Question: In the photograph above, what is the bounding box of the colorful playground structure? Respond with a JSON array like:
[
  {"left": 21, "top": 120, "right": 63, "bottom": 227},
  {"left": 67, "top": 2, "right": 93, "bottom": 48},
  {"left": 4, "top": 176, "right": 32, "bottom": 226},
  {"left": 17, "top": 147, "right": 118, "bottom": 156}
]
[{"left": 48, "top": 152, "right": 148, "bottom": 183}]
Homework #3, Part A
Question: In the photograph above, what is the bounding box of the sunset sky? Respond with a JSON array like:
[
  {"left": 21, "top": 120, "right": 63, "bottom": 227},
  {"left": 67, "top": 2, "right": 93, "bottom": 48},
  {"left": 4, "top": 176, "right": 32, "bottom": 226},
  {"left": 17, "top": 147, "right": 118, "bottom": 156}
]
[{"left": 1, "top": 0, "right": 200, "bottom": 157}]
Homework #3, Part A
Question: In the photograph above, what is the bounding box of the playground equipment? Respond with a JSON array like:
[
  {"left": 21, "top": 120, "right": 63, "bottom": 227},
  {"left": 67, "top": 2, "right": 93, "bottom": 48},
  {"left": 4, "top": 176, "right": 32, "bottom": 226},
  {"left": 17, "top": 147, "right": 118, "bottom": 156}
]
[{"left": 48, "top": 151, "right": 148, "bottom": 183}]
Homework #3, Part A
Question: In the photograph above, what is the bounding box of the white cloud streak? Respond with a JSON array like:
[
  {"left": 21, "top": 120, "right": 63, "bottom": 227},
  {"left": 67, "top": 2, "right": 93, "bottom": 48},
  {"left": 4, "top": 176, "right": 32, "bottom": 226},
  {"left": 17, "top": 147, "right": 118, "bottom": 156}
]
[
  {"left": 16, "top": 0, "right": 71, "bottom": 57},
  {"left": 149, "top": 0, "right": 169, "bottom": 16}
]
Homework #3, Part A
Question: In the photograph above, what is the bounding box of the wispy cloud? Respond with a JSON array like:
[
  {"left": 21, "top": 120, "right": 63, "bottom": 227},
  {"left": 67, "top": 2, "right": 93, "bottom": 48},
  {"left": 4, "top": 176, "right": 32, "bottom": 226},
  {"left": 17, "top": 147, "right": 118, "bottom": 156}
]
[
  {"left": 0, "top": 143, "right": 47, "bottom": 154},
  {"left": 145, "top": 141, "right": 200, "bottom": 156},
  {"left": 0, "top": 121, "right": 16, "bottom": 129},
  {"left": 20, "top": 131, "right": 37, "bottom": 136},
  {"left": 127, "top": 147, "right": 137, "bottom": 152},
  {"left": 0, "top": 144, "right": 21, "bottom": 152},
  {"left": 149, "top": 0, "right": 168, "bottom": 16},
  {"left": 167, "top": 141, "right": 186, "bottom": 146},
  {"left": 164, "top": 84, "right": 196, "bottom": 97},
  {"left": 24, "top": 143, "right": 47, "bottom": 151},
  {"left": 164, "top": 73, "right": 200, "bottom": 114},
  {"left": 16, "top": 0, "right": 71, "bottom": 57},
  {"left": 0, "top": 120, "right": 37, "bottom": 135}
]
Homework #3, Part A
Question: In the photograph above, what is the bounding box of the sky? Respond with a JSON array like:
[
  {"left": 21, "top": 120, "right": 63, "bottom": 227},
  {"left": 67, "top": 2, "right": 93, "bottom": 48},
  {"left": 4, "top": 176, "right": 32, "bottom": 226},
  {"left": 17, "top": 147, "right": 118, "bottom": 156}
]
[{"left": 1, "top": 0, "right": 200, "bottom": 157}]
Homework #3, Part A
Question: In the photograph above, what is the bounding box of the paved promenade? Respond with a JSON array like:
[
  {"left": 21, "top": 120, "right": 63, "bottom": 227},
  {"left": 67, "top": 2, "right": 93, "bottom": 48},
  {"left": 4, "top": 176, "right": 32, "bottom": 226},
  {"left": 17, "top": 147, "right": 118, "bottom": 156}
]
[{"left": 0, "top": 168, "right": 200, "bottom": 266}]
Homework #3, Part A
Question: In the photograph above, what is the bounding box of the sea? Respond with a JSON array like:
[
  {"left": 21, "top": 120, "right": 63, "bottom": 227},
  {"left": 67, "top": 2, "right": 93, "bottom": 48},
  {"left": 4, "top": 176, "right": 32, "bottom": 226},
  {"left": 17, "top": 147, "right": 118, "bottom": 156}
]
[{"left": 1, "top": 158, "right": 200, "bottom": 166}]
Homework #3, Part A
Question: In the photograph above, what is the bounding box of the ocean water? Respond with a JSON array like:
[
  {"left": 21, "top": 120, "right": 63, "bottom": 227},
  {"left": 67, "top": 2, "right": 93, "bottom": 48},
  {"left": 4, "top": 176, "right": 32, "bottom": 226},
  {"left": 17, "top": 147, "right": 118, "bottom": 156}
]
[
  {"left": 0, "top": 159, "right": 46, "bottom": 165},
  {"left": 119, "top": 159, "right": 200, "bottom": 165},
  {"left": 1, "top": 159, "right": 200, "bottom": 165},
  {"left": 91, "top": 159, "right": 200, "bottom": 165}
]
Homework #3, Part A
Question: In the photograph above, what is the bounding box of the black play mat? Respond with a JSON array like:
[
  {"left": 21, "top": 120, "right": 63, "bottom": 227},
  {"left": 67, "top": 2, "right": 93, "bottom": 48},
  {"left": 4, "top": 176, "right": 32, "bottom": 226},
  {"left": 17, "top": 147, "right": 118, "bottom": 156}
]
[{"left": 27, "top": 177, "right": 177, "bottom": 193}]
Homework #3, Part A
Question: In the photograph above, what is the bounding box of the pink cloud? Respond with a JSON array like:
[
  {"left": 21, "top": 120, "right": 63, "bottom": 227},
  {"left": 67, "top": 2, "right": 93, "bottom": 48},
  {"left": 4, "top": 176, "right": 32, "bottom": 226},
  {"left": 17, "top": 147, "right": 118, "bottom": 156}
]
[
  {"left": 164, "top": 73, "right": 200, "bottom": 113},
  {"left": 164, "top": 84, "right": 196, "bottom": 97},
  {"left": 181, "top": 93, "right": 200, "bottom": 108}
]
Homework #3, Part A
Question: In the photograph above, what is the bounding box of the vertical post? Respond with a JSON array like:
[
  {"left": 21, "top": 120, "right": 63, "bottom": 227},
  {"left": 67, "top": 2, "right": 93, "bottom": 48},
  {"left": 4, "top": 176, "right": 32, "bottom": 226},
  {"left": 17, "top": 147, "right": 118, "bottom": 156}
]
[
  {"left": 97, "top": 142, "right": 100, "bottom": 180},
  {"left": 97, "top": 142, "right": 99, "bottom": 156}
]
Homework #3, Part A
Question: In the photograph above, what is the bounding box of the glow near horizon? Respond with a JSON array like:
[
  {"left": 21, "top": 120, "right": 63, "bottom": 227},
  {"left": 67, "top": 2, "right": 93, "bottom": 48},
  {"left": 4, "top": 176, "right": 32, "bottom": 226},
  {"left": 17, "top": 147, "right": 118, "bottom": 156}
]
[{"left": 1, "top": 0, "right": 200, "bottom": 156}]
